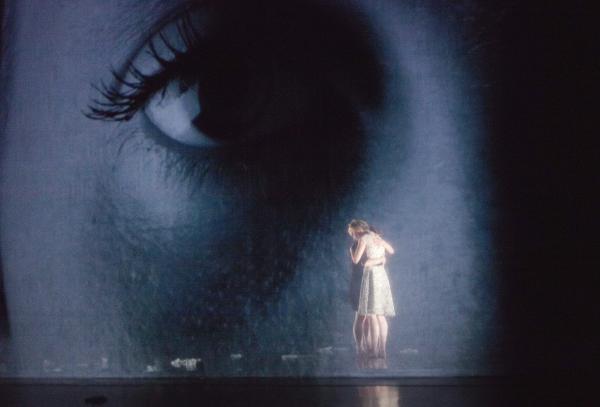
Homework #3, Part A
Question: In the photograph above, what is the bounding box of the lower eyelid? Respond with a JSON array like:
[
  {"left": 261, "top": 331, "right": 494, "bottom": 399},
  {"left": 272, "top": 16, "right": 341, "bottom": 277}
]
[
  {"left": 126, "top": 115, "right": 257, "bottom": 191},
  {"left": 138, "top": 112, "right": 207, "bottom": 158},
  {"left": 122, "top": 117, "right": 212, "bottom": 181}
]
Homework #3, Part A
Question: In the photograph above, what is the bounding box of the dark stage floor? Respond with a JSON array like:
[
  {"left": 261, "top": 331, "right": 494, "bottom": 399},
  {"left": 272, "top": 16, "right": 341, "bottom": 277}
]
[{"left": 0, "top": 377, "right": 595, "bottom": 407}]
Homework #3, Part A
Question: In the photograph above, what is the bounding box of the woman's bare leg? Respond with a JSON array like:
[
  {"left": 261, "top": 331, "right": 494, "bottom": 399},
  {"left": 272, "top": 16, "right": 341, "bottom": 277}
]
[
  {"left": 367, "top": 315, "right": 380, "bottom": 366},
  {"left": 353, "top": 313, "right": 366, "bottom": 367},
  {"left": 360, "top": 316, "right": 371, "bottom": 367},
  {"left": 377, "top": 315, "right": 388, "bottom": 360},
  {"left": 353, "top": 313, "right": 363, "bottom": 350}
]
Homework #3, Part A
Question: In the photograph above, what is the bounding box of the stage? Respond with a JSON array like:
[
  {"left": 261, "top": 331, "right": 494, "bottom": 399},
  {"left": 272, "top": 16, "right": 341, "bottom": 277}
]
[{"left": 0, "top": 377, "right": 594, "bottom": 406}]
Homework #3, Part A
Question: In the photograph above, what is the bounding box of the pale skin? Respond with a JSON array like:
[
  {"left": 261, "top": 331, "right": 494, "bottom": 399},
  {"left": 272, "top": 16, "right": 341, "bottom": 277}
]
[{"left": 348, "top": 227, "right": 395, "bottom": 367}]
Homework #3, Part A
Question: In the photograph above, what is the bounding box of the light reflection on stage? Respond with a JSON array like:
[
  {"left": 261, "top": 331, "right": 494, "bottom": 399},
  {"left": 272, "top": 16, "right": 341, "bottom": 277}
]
[{"left": 357, "top": 386, "right": 401, "bottom": 407}]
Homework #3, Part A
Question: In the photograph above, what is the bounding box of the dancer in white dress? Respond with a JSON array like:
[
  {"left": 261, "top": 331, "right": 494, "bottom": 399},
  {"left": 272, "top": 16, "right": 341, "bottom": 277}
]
[{"left": 348, "top": 219, "right": 395, "bottom": 369}]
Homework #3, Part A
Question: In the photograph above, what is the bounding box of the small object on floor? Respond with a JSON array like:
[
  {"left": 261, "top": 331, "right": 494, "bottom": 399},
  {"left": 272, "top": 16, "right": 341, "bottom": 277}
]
[{"left": 171, "top": 357, "right": 203, "bottom": 372}]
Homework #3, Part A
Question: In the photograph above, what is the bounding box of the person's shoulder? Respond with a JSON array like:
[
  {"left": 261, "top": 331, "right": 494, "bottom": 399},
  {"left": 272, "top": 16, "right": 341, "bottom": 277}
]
[
  {"left": 370, "top": 233, "right": 385, "bottom": 246},
  {"left": 359, "top": 233, "right": 373, "bottom": 243}
]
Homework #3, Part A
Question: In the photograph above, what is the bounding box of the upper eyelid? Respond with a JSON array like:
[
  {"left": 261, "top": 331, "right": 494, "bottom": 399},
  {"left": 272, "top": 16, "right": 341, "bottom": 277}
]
[
  {"left": 112, "top": 1, "right": 207, "bottom": 86},
  {"left": 86, "top": 3, "right": 208, "bottom": 121},
  {"left": 88, "top": 0, "right": 386, "bottom": 123}
]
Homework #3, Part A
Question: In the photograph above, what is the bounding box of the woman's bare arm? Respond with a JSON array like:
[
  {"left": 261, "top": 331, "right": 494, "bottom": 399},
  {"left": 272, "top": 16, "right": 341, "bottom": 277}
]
[
  {"left": 375, "top": 235, "right": 395, "bottom": 255},
  {"left": 350, "top": 237, "right": 367, "bottom": 264}
]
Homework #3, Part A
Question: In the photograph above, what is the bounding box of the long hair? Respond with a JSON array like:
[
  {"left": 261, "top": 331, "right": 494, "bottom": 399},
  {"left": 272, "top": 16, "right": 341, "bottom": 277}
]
[
  {"left": 348, "top": 219, "right": 381, "bottom": 236},
  {"left": 368, "top": 225, "right": 380, "bottom": 235},
  {"left": 348, "top": 219, "right": 382, "bottom": 237}
]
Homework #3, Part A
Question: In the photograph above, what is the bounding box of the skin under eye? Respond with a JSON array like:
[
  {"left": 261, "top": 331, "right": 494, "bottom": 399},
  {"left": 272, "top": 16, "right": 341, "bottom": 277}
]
[{"left": 144, "top": 81, "right": 218, "bottom": 148}]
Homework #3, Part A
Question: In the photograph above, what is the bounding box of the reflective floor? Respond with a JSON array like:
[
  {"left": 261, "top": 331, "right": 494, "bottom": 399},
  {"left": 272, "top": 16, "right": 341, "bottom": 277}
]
[{"left": 0, "top": 378, "right": 594, "bottom": 407}]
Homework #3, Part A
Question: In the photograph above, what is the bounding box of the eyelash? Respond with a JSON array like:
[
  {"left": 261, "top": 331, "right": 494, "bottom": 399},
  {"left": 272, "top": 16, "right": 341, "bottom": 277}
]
[
  {"left": 86, "top": 14, "right": 203, "bottom": 122},
  {"left": 86, "top": 11, "right": 251, "bottom": 185}
]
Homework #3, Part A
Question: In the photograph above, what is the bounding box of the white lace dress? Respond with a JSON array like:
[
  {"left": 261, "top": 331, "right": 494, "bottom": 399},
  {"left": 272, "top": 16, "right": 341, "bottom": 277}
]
[{"left": 357, "top": 233, "right": 396, "bottom": 316}]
